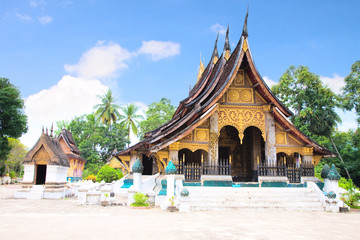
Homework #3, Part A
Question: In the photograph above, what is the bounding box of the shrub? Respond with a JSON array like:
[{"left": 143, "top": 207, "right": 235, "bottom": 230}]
[
  {"left": 85, "top": 174, "right": 97, "bottom": 183},
  {"left": 9, "top": 171, "right": 16, "bottom": 179},
  {"left": 340, "top": 178, "right": 360, "bottom": 208},
  {"left": 96, "top": 165, "right": 121, "bottom": 183},
  {"left": 131, "top": 192, "right": 149, "bottom": 207}
]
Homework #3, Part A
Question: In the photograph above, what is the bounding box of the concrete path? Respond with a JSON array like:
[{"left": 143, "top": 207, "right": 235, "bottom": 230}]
[{"left": 0, "top": 187, "right": 359, "bottom": 240}]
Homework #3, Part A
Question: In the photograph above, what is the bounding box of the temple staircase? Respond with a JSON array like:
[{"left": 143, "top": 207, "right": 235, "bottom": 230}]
[
  {"left": 26, "top": 185, "right": 44, "bottom": 199},
  {"left": 184, "top": 187, "right": 325, "bottom": 211}
]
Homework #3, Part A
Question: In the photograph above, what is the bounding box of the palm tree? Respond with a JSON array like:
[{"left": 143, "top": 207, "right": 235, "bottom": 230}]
[
  {"left": 119, "top": 104, "right": 144, "bottom": 147},
  {"left": 94, "top": 89, "right": 120, "bottom": 128}
]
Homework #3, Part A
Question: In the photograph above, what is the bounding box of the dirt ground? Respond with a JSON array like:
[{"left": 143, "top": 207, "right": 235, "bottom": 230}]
[{"left": 0, "top": 185, "right": 359, "bottom": 240}]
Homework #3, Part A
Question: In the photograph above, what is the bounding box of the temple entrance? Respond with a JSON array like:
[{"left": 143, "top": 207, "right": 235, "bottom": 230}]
[
  {"left": 35, "top": 164, "right": 47, "bottom": 185},
  {"left": 142, "top": 155, "right": 153, "bottom": 175},
  {"left": 178, "top": 149, "right": 208, "bottom": 182},
  {"left": 219, "top": 126, "right": 264, "bottom": 182}
]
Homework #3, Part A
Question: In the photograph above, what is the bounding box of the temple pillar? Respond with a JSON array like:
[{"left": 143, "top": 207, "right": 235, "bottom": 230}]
[
  {"left": 303, "top": 155, "right": 313, "bottom": 165},
  {"left": 265, "top": 112, "right": 276, "bottom": 165},
  {"left": 252, "top": 130, "right": 261, "bottom": 170},
  {"left": 169, "top": 150, "right": 178, "bottom": 164},
  {"left": 209, "top": 112, "right": 219, "bottom": 165},
  {"left": 129, "top": 151, "right": 137, "bottom": 172}
]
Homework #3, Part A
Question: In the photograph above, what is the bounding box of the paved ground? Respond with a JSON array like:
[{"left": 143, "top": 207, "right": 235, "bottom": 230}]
[{"left": 1, "top": 185, "right": 360, "bottom": 240}]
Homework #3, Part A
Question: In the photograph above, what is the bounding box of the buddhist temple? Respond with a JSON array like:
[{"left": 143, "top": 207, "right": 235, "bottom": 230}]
[
  {"left": 16, "top": 128, "right": 86, "bottom": 199},
  {"left": 114, "top": 11, "right": 335, "bottom": 184}
]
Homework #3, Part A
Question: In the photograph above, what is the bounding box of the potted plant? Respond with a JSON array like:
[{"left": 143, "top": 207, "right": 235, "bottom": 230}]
[
  {"left": 101, "top": 193, "right": 110, "bottom": 206},
  {"left": 168, "top": 196, "right": 176, "bottom": 212}
]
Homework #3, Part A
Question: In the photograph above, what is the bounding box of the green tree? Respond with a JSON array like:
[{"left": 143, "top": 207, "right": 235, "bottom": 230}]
[
  {"left": 2, "top": 138, "right": 27, "bottom": 176},
  {"left": 94, "top": 89, "right": 121, "bottom": 127},
  {"left": 139, "top": 98, "right": 175, "bottom": 139},
  {"left": 0, "top": 78, "right": 27, "bottom": 164},
  {"left": 56, "top": 113, "right": 128, "bottom": 167},
  {"left": 119, "top": 104, "right": 144, "bottom": 147},
  {"left": 342, "top": 60, "right": 360, "bottom": 125},
  {"left": 272, "top": 66, "right": 349, "bottom": 178},
  {"left": 96, "top": 165, "right": 122, "bottom": 183}
]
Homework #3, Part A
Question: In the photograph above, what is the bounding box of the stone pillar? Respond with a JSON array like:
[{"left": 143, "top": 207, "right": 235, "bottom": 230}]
[
  {"left": 128, "top": 158, "right": 143, "bottom": 205},
  {"left": 265, "top": 112, "right": 276, "bottom": 165},
  {"left": 161, "top": 160, "right": 177, "bottom": 211},
  {"left": 209, "top": 112, "right": 219, "bottom": 165}
]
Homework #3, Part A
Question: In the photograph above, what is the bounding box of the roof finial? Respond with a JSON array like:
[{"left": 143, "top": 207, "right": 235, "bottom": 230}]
[
  {"left": 242, "top": 6, "right": 249, "bottom": 38},
  {"left": 197, "top": 53, "right": 205, "bottom": 82},
  {"left": 211, "top": 32, "right": 219, "bottom": 64},
  {"left": 224, "top": 24, "right": 231, "bottom": 60},
  {"left": 46, "top": 127, "right": 48, "bottom": 135},
  {"left": 50, "top": 123, "right": 53, "bottom": 137},
  {"left": 42, "top": 125, "right": 44, "bottom": 134}
]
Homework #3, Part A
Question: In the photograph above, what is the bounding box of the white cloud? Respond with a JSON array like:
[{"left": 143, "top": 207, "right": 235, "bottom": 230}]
[
  {"left": 210, "top": 23, "right": 226, "bottom": 36},
  {"left": 15, "top": 13, "right": 32, "bottom": 21},
  {"left": 38, "top": 16, "right": 53, "bottom": 25},
  {"left": 263, "top": 76, "right": 277, "bottom": 88},
  {"left": 137, "top": 40, "right": 180, "bottom": 61},
  {"left": 30, "top": 0, "right": 47, "bottom": 8},
  {"left": 65, "top": 41, "right": 133, "bottom": 79},
  {"left": 320, "top": 74, "right": 345, "bottom": 94},
  {"left": 21, "top": 75, "right": 108, "bottom": 148}
]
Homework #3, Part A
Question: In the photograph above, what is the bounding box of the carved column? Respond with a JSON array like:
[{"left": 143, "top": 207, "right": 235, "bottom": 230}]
[
  {"left": 209, "top": 112, "right": 219, "bottom": 165},
  {"left": 129, "top": 151, "right": 137, "bottom": 172},
  {"left": 265, "top": 112, "right": 276, "bottom": 165}
]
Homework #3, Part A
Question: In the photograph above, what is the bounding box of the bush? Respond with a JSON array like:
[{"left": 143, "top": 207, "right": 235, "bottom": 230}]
[
  {"left": 85, "top": 174, "right": 97, "bottom": 183},
  {"left": 340, "top": 178, "right": 360, "bottom": 208},
  {"left": 131, "top": 192, "right": 149, "bottom": 207},
  {"left": 9, "top": 171, "right": 16, "bottom": 179},
  {"left": 96, "top": 165, "right": 121, "bottom": 183}
]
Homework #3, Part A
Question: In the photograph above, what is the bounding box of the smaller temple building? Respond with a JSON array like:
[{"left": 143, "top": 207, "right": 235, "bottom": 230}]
[{"left": 16, "top": 128, "right": 86, "bottom": 199}]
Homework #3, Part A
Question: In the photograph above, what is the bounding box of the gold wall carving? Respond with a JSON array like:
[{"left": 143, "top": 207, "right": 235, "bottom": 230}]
[
  {"left": 242, "top": 40, "right": 248, "bottom": 52},
  {"left": 218, "top": 106, "right": 266, "bottom": 143},
  {"left": 209, "top": 131, "right": 218, "bottom": 162},
  {"left": 288, "top": 134, "right": 304, "bottom": 146},
  {"left": 313, "top": 155, "right": 322, "bottom": 165},
  {"left": 179, "top": 142, "right": 208, "bottom": 152},
  {"left": 226, "top": 87, "right": 254, "bottom": 104},
  {"left": 194, "top": 129, "right": 209, "bottom": 142},
  {"left": 254, "top": 91, "right": 266, "bottom": 104},
  {"left": 182, "top": 132, "right": 192, "bottom": 141},
  {"left": 224, "top": 50, "right": 231, "bottom": 60},
  {"left": 169, "top": 142, "right": 180, "bottom": 151},
  {"left": 33, "top": 146, "right": 50, "bottom": 165},
  {"left": 232, "top": 70, "right": 245, "bottom": 87},
  {"left": 276, "top": 147, "right": 313, "bottom": 156},
  {"left": 275, "top": 132, "right": 287, "bottom": 145}
]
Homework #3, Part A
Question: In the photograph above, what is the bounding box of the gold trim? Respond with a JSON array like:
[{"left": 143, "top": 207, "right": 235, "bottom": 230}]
[
  {"left": 179, "top": 142, "right": 208, "bottom": 152},
  {"left": 288, "top": 134, "right": 304, "bottom": 145},
  {"left": 194, "top": 129, "right": 209, "bottom": 142},
  {"left": 242, "top": 39, "right": 248, "bottom": 52},
  {"left": 276, "top": 147, "right": 313, "bottom": 156}
]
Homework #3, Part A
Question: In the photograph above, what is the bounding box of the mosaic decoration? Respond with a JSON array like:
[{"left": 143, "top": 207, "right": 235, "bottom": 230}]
[
  {"left": 180, "top": 188, "right": 190, "bottom": 197},
  {"left": 132, "top": 158, "right": 143, "bottom": 173},
  {"left": 226, "top": 88, "right": 253, "bottom": 104},
  {"left": 327, "top": 164, "right": 341, "bottom": 180},
  {"left": 218, "top": 106, "right": 265, "bottom": 143},
  {"left": 321, "top": 164, "right": 330, "bottom": 179},
  {"left": 194, "top": 129, "right": 209, "bottom": 142},
  {"left": 165, "top": 160, "right": 177, "bottom": 174},
  {"left": 209, "top": 131, "right": 218, "bottom": 163},
  {"left": 327, "top": 191, "right": 336, "bottom": 199},
  {"left": 275, "top": 132, "right": 286, "bottom": 145}
]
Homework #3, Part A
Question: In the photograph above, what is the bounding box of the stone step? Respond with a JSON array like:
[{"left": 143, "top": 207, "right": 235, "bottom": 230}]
[
  {"left": 187, "top": 196, "right": 321, "bottom": 203},
  {"left": 191, "top": 205, "right": 325, "bottom": 211}
]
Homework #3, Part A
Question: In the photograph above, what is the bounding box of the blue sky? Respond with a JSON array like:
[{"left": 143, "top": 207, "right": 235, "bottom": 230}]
[{"left": 0, "top": 0, "right": 359, "bottom": 147}]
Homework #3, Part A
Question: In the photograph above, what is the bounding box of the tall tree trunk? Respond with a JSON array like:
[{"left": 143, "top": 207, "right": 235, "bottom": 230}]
[{"left": 329, "top": 135, "right": 351, "bottom": 179}]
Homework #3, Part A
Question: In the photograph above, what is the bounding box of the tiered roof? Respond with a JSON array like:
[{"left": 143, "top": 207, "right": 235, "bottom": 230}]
[{"left": 115, "top": 10, "right": 334, "bottom": 158}]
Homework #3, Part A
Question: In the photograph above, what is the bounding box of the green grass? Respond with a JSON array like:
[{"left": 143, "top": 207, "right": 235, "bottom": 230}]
[{"left": 130, "top": 203, "right": 149, "bottom": 207}]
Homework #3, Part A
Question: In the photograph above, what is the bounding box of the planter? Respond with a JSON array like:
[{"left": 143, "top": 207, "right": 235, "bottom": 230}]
[
  {"left": 168, "top": 205, "right": 177, "bottom": 212},
  {"left": 101, "top": 201, "right": 110, "bottom": 206}
]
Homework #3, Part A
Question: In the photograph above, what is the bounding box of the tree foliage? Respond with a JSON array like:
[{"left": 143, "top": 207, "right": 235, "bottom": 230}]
[
  {"left": 56, "top": 113, "right": 128, "bottom": 166},
  {"left": 96, "top": 165, "right": 123, "bottom": 183},
  {"left": 342, "top": 60, "right": 360, "bottom": 125},
  {"left": 94, "top": 89, "right": 121, "bottom": 126},
  {"left": 0, "top": 138, "right": 27, "bottom": 176},
  {"left": 0, "top": 78, "right": 27, "bottom": 162},
  {"left": 271, "top": 66, "right": 341, "bottom": 140},
  {"left": 139, "top": 98, "right": 175, "bottom": 139},
  {"left": 119, "top": 104, "right": 143, "bottom": 146}
]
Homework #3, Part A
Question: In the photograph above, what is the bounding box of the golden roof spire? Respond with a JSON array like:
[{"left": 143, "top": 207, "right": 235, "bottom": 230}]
[{"left": 197, "top": 53, "right": 205, "bottom": 82}]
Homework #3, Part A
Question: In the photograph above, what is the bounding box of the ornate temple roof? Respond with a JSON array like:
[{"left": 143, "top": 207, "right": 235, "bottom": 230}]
[
  {"left": 24, "top": 129, "right": 86, "bottom": 166},
  {"left": 115, "top": 10, "right": 334, "bottom": 158}
]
